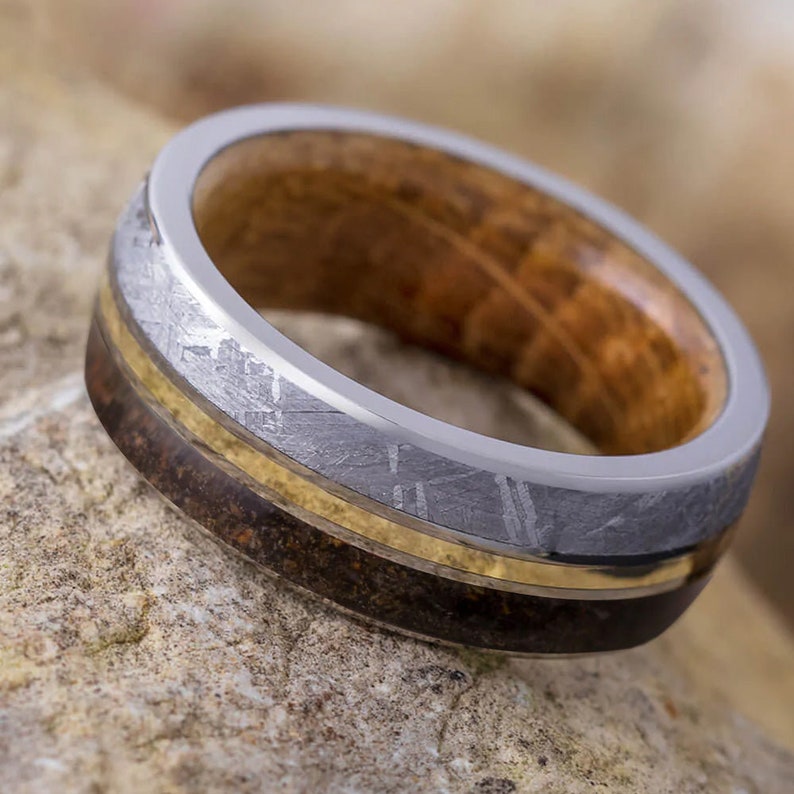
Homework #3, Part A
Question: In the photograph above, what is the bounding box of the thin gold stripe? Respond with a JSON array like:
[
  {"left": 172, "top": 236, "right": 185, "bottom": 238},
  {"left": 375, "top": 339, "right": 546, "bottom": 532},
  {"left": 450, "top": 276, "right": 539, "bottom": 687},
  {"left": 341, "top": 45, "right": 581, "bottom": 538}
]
[{"left": 99, "top": 279, "right": 719, "bottom": 593}]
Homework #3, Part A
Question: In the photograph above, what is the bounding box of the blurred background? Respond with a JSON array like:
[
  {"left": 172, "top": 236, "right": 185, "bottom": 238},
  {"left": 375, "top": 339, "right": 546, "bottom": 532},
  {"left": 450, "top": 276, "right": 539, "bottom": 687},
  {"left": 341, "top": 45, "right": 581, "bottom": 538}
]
[{"left": 13, "top": 0, "right": 794, "bottom": 626}]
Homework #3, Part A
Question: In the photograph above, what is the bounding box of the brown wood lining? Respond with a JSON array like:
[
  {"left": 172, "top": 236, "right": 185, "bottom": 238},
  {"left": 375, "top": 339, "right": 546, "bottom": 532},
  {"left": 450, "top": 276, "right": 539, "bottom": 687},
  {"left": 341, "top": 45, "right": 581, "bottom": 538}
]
[{"left": 192, "top": 131, "right": 727, "bottom": 455}]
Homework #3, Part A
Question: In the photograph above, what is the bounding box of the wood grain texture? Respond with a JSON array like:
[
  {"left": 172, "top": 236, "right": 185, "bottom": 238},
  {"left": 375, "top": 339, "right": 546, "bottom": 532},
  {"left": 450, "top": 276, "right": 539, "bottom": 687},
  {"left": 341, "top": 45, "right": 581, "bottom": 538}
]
[{"left": 193, "top": 132, "right": 727, "bottom": 455}]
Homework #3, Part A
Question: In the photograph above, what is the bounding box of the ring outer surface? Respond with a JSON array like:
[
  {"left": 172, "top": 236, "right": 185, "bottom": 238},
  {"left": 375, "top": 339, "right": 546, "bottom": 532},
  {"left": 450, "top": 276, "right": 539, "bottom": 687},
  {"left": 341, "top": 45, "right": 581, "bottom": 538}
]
[{"left": 84, "top": 103, "right": 769, "bottom": 655}]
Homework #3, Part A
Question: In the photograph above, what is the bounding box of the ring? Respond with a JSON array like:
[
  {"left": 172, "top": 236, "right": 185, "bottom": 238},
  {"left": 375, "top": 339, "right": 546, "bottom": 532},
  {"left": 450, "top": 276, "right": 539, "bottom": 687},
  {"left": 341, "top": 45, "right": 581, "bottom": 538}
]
[{"left": 85, "top": 104, "right": 768, "bottom": 655}]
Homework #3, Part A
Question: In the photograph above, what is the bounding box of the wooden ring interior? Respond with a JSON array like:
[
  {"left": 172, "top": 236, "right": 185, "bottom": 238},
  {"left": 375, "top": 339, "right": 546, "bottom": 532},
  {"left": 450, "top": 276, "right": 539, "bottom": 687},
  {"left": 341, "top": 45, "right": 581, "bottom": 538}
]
[{"left": 192, "top": 131, "right": 727, "bottom": 455}]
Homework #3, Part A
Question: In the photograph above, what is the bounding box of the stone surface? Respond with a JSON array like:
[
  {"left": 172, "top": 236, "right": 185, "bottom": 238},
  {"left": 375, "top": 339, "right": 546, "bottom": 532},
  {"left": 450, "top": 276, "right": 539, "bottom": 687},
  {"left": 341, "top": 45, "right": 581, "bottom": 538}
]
[{"left": 1, "top": 11, "right": 794, "bottom": 794}]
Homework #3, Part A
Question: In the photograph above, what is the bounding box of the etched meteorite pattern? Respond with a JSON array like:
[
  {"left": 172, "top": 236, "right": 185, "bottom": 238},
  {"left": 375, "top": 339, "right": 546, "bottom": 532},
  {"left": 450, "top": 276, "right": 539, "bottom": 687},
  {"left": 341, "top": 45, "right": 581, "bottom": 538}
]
[{"left": 112, "top": 189, "right": 758, "bottom": 558}]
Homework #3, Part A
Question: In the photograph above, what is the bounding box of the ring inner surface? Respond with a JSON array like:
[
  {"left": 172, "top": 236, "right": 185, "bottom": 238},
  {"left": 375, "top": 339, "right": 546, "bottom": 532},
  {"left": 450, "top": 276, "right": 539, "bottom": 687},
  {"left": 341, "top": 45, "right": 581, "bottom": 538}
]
[{"left": 192, "top": 131, "right": 727, "bottom": 456}]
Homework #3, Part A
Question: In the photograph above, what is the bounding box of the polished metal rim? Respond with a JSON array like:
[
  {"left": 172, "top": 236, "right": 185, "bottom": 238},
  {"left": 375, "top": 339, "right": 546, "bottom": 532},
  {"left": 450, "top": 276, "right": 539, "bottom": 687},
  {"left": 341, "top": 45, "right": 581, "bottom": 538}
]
[{"left": 147, "top": 103, "right": 769, "bottom": 493}]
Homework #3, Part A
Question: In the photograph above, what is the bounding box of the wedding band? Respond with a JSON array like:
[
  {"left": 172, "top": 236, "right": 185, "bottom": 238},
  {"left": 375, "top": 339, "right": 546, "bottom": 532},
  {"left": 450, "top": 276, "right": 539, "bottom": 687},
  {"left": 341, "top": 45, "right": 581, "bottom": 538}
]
[{"left": 85, "top": 104, "right": 768, "bottom": 654}]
